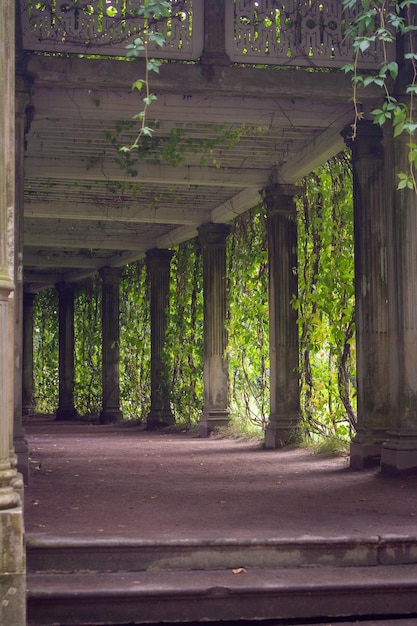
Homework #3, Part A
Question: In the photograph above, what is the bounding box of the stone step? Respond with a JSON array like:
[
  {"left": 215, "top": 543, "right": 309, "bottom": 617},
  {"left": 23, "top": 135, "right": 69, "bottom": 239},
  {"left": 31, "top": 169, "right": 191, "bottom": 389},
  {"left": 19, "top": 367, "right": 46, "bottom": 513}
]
[
  {"left": 27, "top": 564, "right": 417, "bottom": 625},
  {"left": 26, "top": 533, "right": 417, "bottom": 574}
]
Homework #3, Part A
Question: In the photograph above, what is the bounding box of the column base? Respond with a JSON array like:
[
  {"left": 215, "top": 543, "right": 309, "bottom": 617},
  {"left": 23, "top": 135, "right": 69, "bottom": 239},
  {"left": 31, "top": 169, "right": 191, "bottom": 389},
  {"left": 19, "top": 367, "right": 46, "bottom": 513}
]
[
  {"left": 99, "top": 408, "right": 123, "bottom": 424},
  {"left": 22, "top": 404, "right": 35, "bottom": 416},
  {"left": 13, "top": 436, "right": 29, "bottom": 485},
  {"left": 349, "top": 430, "right": 387, "bottom": 469},
  {"left": 264, "top": 415, "right": 299, "bottom": 449},
  {"left": 381, "top": 431, "right": 417, "bottom": 475},
  {"left": 199, "top": 410, "right": 229, "bottom": 437},
  {"left": 0, "top": 506, "right": 26, "bottom": 626},
  {"left": 55, "top": 406, "right": 78, "bottom": 420},
  {"left": 146, "top": 410, "right": 175, "bottom": 430}
]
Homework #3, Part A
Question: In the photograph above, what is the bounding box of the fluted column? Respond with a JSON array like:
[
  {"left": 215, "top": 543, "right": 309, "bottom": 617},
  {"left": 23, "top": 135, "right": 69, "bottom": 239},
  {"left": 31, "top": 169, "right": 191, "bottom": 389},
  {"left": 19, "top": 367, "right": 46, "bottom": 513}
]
[
  {"left": 100, "top": 267, "right": 122, "bottom": 423},
  {"left": 198, "top": 224, "right": 231, "bottom": 437},
  {"left": 264, "top": 185, "right": 300, "bottom": 449},
  {"left": 344, "top": 121, "right": 390, "bottom": 468},
  {"left": 0, "top": 2, "right": 26, "bottom": 624},
  {"left": 146, "top": 249, "right": 174, "bottom": 430},
  {"left": 13, "top": 78, "right": 31, "bottom": 481},
  {"left": 380, "top": 107, "right": 417, "bottom": 474},
  {"left": 56, "top": 282, "right": 78, "bottom": 420}
]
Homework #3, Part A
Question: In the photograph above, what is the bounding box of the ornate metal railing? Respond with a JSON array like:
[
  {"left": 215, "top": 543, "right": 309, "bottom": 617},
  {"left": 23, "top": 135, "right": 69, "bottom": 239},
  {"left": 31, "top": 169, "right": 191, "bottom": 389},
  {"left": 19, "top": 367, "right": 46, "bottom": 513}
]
[
  {"left": 226, "top": 1, "right": 389, "bottom": 68},
  {"left": 21, "top": 0, "right": 389, "bottom": 68},
  {"left": 21, "top": 0, "right": 204, "bottom": 59}
]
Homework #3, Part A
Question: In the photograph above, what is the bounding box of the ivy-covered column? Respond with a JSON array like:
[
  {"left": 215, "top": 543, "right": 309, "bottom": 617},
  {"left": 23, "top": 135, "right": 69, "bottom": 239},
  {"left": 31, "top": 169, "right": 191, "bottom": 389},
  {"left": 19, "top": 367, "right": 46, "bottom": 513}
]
[
  {"left": 22, "top": 292, "right": 35, "bottom": 416},
  {"left": 380, "top": 98, "right": 417, "bottom": 474},
  {"left": 198, "top": 223, "right": 232, "bottom": 437},
  {"left": 0, "top": 1, "right": 26, "bottom": 623},
  {"left": 56, "top": 282, "right": 78, "bottom": 420},
  {"left": 145, "top": 249, "right": 175, "bottom": 430},
  {"left": 344, "top": 121, "right": 390, "bottom": 468},
  {"left": 100, "top": 267, "right": 123, "bottom": 424},
  {"left": 264, "top": 184, "right": 300, "bottom": 449}
]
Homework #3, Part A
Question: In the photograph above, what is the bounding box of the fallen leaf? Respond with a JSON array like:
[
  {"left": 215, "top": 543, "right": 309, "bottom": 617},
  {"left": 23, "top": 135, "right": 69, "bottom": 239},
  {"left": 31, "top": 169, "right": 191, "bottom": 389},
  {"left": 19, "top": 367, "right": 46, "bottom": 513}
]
[{"left": 232, "top": 568, "right": 247, "bottom": 574}]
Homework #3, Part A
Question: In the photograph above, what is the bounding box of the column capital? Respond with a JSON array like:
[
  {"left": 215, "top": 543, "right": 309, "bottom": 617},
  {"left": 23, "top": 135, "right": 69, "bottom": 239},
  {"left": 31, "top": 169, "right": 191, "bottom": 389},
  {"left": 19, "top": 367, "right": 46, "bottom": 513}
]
[
  {"left": 23, "top": 291, "right": 36, "bottom": 306},
  {"left": 198, "top": 223, "right": 231, "bottom": 247},
  {"left": 99, "top": 266, "right": 122, "bottom": 283},
  {"left": 342, "top": 120, "right": 383, "bottom": 162},
  {"left": 262, "top": 184, "right": 301, "bottom": 215},
  {"left": 145, "top": 248, "right": 174, "bottom": 268},
  {"left": 55, "top": 280, "right": 74, "bottom": 293}
]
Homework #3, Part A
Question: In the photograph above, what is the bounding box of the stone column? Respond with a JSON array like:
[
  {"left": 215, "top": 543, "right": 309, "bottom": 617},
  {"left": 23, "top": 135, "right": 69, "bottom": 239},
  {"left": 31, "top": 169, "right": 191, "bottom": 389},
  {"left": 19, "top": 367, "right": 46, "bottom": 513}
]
[
  {"left": 100, "top": 267, "right": 122, "bottom": 424},
  {"left": 0, "top": 1, "right": 26, "bottom": 623},
  {"left": 344, "top": 121, "right": 390, "bottom": 468},
  {"left": 145, "top": 249, "right": 175, "bottom": 430},
  {"left": 22, "top": 292, "right": 35, "bottom": 416},
  {"left": 198, "top": 224, "right": 231, "bottom": 437},
  {"left": 380, "top": 104, "right": 417, "bottom": 474},
  {"left": 264, "top": 184, "right": 300, "bottom": 449},
  {"left": 56, "top": 282, "right": 78, "bottom": 420},
  {"left": 13, "top": 79, "right": 31, "bottom": 481}
]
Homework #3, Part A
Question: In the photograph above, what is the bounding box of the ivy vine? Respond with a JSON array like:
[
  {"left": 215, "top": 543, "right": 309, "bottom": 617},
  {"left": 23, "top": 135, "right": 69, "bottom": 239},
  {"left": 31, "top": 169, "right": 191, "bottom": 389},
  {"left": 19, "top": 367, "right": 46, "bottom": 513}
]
[{"left": 343, "top": 0, "right": 417, "bottom": 190}]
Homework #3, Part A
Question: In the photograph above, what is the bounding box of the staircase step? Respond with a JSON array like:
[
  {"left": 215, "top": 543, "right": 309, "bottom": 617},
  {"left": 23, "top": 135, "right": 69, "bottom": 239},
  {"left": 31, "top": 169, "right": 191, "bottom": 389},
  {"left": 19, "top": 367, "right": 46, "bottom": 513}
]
[
  {"left": 27, "top": 564, "right": 417, "bottom": 625},
  {"left": 26, "top": 533, "right": 417, "bottom": 573}
]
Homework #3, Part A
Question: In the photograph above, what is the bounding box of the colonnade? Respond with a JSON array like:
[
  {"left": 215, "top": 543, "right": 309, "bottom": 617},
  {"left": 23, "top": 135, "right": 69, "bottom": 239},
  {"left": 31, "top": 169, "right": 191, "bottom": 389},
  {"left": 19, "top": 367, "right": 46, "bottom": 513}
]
[{"left": 18, "top": 139, "right": 417, "bottom": 477}]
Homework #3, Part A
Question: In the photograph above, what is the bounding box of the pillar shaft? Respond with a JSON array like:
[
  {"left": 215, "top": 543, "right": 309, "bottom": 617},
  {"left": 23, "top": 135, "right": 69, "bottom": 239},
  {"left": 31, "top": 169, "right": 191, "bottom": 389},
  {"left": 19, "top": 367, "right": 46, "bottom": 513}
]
[
  {"left": 13, "top": 79, "right": 31, "bottom": 481},
  {"left": 146, "top": 249, "right": 174, "bottom": 429},
  {"left": 264, "top": 185, "right": 300, "bottom": 449},
  {"left": 345, "top": 121, "right": 390, "bottom": 468},
  {"left": 198, "top": 224, "right": 231, "bottom": 436},
  {"left": 22, "top": 292, "right": 35, "bottom": 415},
  {"left": 56, "top": 282, "right": 77, "bottom": 420},
  {"left": 100, "top": 267, "right": 122, "bottom": 423},
  {"left": 0, "top": 2, "right": 26, "bottom": 623},
  {"left": 381, "top": 114, "right": 417, "bottom": 474}
]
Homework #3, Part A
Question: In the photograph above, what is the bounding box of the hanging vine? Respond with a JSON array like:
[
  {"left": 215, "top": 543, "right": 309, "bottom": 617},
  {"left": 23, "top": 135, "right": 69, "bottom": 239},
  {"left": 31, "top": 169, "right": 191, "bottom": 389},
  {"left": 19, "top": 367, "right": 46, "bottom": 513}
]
[{"left": 74, "top": 276, "right": 102, "bottom": 416}]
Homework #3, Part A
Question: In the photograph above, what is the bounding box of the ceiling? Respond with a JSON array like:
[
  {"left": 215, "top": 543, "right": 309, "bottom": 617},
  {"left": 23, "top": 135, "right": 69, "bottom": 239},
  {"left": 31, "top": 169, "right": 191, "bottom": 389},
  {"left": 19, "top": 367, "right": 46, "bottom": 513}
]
[{"left": 21, "top": 52, "right": 376, "bottom": 291}]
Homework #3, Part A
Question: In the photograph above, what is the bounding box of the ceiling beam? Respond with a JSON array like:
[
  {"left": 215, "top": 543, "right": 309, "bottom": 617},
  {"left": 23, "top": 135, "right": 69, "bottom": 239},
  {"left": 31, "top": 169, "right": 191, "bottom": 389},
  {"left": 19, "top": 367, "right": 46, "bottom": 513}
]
[
  {"left": 24, "top": 229, "right": 152, "bottom": 251},
  {"left": 26, "top": 56, "right": 382, "bottom": 105},
  {"left": 24, "top": 158, "right": 269, "bottom": 188},
  {"left": 24, "top": 201, "right": 207, "bottom": 225}
]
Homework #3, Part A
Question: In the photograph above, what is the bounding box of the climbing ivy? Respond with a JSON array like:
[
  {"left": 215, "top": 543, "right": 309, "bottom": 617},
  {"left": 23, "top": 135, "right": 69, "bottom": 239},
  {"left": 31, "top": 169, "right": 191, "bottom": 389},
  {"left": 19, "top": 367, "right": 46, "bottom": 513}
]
[
  {"left": 167, "top": 239, "right": 204, "bottom": 427},
  {"left": 33, "top": 289, "right": 59, "bottom": 412},
  {"left": 74, "top": 276, "right": 102, "bottom": 416},
  {"left": 227, "top": 205, "right": 270, "bottom": 431},
  {"left": 294, "top": 154, "right": 356, "bottom": 440},
  {"left": 120, "top": 261, "right": 151, "bottom": 419},
  {"left": 343, "top": 0, "right": 417, "bottom": 191}
]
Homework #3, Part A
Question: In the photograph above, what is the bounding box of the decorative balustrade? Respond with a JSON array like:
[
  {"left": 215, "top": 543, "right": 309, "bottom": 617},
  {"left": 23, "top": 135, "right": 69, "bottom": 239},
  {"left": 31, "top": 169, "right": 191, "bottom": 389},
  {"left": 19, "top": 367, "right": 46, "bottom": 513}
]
[
  {"left": 21, "top": 0, "right": 204, "bottom": 59},
  {"left": 21, "top": 0, "right": 389, "bottom": 68},
  {"left": 226, "top": 0, "right": 388, "bottom": 68}
]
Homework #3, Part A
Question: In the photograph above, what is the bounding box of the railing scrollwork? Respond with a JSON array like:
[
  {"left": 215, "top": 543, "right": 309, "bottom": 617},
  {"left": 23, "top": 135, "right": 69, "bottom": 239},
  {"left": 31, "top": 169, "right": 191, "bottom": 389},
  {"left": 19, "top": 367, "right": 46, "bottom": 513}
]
[{"left": 21, "top": 0, "right": 389, "bottom": 68}]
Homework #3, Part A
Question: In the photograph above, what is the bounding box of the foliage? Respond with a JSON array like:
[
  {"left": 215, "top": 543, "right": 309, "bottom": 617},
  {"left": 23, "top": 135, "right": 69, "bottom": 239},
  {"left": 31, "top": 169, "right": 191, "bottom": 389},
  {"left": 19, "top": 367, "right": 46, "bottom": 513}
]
[
  {"left": 33, "top": 289, "right": 59, "bottom": 412},
  {"left": 122, "top": 0, "right": 171, "bottom": 148},
  {"left": 293, "top": 154, "right": 356, "bottom": 441},
  {"left": 342, "top": 0, "right": 417, "bottom": 190},
  {"left": 167, "top": 239, "right": 204, "bottom": 426},
  {"left": 227, "top": 205, "right": 270, "bottom": 431},
  {"left": 120, "top": 261, "right": 151, "bottom": 420},
  {"left": 74, "top": 276, "right": 102, "bottom": 416}
]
